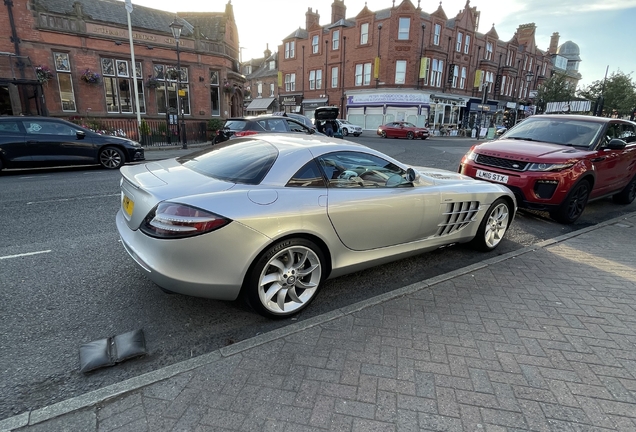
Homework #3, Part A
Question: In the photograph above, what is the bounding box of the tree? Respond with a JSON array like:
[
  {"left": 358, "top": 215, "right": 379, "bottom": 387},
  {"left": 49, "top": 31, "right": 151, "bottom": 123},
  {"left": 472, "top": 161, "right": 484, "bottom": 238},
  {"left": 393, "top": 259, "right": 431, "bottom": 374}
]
[
  {"left": 535, "top": 72, "right": 577, "bottom": 112},
  {"left": 577, "top": 70, "right": 636, "bottom": 118}
]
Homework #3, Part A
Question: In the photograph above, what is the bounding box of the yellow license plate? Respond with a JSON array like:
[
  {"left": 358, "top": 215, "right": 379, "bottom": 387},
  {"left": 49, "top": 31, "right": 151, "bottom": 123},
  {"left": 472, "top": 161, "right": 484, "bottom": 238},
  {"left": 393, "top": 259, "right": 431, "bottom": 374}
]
[{"left": 122, "top": 195, "right": 134, "bottom": 216}]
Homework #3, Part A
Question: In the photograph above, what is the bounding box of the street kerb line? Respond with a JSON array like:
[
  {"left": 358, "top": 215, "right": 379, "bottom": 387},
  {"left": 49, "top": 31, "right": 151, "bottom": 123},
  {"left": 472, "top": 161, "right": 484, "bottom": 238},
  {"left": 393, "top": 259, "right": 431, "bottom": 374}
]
[{"left": 0, "top": 250, "right": 51, "bottom": 260}]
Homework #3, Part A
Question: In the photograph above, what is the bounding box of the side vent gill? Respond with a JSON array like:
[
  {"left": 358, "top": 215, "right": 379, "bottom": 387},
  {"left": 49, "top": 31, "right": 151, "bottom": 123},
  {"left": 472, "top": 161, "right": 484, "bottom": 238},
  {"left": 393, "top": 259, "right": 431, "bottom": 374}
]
[{"left": 436, "top": 201, "right": 480, "bottom": 236}]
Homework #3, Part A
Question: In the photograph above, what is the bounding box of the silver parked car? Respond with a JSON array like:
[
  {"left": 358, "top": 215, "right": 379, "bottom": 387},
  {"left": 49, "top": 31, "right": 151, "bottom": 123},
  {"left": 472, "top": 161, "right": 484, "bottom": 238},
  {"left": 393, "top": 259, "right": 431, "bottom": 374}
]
[{"left": 116, "top": 135, "right": 516, "bottom": 318}]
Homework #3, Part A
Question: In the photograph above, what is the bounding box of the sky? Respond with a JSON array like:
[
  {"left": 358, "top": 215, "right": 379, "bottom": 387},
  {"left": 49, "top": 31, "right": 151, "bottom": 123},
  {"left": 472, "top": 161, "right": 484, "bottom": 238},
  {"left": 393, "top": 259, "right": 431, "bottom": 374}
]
[{"left": 128, "top": 0, "right": 636, "bottom": 89}]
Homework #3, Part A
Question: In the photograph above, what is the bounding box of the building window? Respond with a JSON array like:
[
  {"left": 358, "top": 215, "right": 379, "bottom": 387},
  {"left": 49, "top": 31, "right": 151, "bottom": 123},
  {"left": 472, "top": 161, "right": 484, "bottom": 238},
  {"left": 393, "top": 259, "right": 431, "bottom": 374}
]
[
  {"left": 395, "top": 60, "right": 407, "bottom": 84},
  {"left": 210, "top": 70, "right": 220, "bottom": 116},
  {"left": 456, "top": 32, "right": 462, "bottom": 52},
  {"left": 332, "top": 30, "right": 340, "bottom": 50},
  {"left": 523, "top": 55, "right": 528, "bottom": 70},
  {"left": 542, "top": 62, "right": 547, "bottom": 76},
  {"left": 101, "top": 58, "right": 145, "bottom": 114},
  {"left": 355, "top": 63, "right": 371, "bottom": 86},
  {"left": 431, "top": 59, "right": 443, "bottom": 87},
  {"left": 312, "top": 35, "right": 319, "bottom": 54},
  {"left": 53, "top": 52, "right": 76, "bottom": 112},
  {"left": 460, "top": 67, "right": 467, "bottom": 89},
  {"left": 257, "top": 83, "right": 263, "bottom": 97},
  {"left": 331, "top": 66, "right": 338, "bottom": 88},
  {"left": 464, "top": 34, "right": 470, "bottom": 54},
  {"left": 285, "top": 41, "right": 295, "bottom": 59},
  {"left": 451, "top": 64, "right": 459, "bottom": 88},
  {"left": 433, "top": 24, "right": 441, "bottom": 45},
  {"left": 270, "top": 83, "right": 275, "bottom": 96},
  {"left": 421, "top": 57, "right": 430, "bottom": 85},
  {"left": 269, "top": 61, "right": 275, "bottom": 70},
  {"left": 485, "top": 71, "right": 494, "bottom": 91},
  {"left": 528, "top": 57, "right": 533, "bottom": 72},
  {"left": 285, "top": 73, "right": 296, "bottom": 91},
  {"left": 485, "top": 42, "right": 493, "bottom": 60},
  {"left": 360, "top": 23, "right": 369, "bottom": 44},
  {"left": 309, "top": 70, "right": 322, "bottom": 90},
  {"left": 398, "top": 18, "right": 410, "bottom": 40},
  {"left": 152, "top": 64, "right": 188, "bottom": 115}
]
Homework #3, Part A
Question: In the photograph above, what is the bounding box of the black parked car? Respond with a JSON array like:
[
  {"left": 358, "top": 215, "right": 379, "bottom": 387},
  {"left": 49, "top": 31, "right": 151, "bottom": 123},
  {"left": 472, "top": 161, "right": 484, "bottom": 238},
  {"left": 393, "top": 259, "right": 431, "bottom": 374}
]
[
  {"left": 214, "top": 115, "right": 318, "bottom": 143},
  {"left": 0, "top": 117, "right": 144, "bottom": 172}
]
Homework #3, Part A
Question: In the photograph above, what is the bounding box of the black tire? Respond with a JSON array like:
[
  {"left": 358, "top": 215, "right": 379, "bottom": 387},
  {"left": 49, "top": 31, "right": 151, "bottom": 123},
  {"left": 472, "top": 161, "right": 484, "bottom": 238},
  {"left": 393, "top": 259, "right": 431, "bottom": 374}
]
[
  {"left": 406, "top": 131, "right": 414, "bottom": 140},
  {"left": 243, "top": 238, "right": 325, "bottom": 319},
  {"left": 469, "top": 198, "right": 512, "bottom": 251},
  {"left": 613, "top": 174, "right": 636, "bottom": 204},
  {"left": 381, "top": 131, "right": 387, "bottom": 138},
  {"left": 550, "top": 180, "right": 590, "bottom": 224},
  {"left": 99, "top": 147, "right": 125, "bottom": 169},
  {"left": 342, "top": 128, "right": 349, "bottom": 136}
]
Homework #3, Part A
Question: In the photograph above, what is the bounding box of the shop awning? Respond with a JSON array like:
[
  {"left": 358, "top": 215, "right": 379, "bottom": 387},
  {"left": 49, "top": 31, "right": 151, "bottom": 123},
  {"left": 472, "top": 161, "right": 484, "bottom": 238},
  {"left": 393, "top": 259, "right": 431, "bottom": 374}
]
[{"left": 245, "top": 97, "right": 275, "bottom": 111}]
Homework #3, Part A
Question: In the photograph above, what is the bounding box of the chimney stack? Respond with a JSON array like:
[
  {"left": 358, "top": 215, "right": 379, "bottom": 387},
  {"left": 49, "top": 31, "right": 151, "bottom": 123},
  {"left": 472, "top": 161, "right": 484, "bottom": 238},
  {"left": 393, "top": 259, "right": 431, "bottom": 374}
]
[
  {"left": 549, "top": 32, "right": 560, "bottom": 54},
  {"left": 306, "top": 7, "right": 320, "bottom": 30},
  {"left": 331, "top": 0, "right": 346, "bottom": 24}
]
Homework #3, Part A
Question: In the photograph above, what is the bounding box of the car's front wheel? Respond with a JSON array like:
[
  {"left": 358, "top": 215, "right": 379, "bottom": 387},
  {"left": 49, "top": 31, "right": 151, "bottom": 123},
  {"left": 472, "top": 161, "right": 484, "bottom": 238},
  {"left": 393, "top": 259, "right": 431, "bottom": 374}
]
[
  {"left": 613, "top": 174, "right": 636, "bottom": 204},
  {"left": 99, "top": 147, "right": 124, "bottom": 169},
  {"left": 406, "top": 132, "right": 414, "bottom": 140},
  {"left": 244, "top": 238, "right": 325, "bottom": 318},
  {"left": 551, "top": 180, "right": 590, "bottom": 224},
  {"left": 342, "top": 128, "right": 349, "bottom": 136},
  {"left": 381, "top": 131, "right": 387, "bottom": 138},
  {"left": 470, "top": 198, "right": 512, "bottom": 251}
]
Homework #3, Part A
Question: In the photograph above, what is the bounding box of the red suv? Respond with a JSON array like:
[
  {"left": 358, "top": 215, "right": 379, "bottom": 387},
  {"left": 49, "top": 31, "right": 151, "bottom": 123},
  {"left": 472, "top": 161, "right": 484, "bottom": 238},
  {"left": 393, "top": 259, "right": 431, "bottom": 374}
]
[{"left": 458, "top": 114, "right": 636, "bottom": 223}]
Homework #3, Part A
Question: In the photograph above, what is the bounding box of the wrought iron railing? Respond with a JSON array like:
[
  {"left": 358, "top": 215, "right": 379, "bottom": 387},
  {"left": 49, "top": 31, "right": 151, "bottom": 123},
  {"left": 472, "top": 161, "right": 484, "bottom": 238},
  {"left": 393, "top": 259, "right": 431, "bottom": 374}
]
[{"left": 67, "top": 117, "right": 208, "bottom": 146}]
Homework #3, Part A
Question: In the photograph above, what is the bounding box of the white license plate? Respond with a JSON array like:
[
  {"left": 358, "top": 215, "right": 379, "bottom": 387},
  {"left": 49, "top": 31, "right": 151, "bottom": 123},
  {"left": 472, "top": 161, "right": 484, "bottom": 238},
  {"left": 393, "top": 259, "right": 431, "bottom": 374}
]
[{"left": 476, "top": 169, "right": 509, "bottom": 184}]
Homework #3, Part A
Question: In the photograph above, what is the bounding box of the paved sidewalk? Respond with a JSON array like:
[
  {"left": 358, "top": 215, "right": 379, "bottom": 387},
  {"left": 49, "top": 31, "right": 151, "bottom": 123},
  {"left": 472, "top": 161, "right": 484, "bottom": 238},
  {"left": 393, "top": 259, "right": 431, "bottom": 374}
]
[{"left": 3, "top": 213, "right": 636, "bottom": 432}]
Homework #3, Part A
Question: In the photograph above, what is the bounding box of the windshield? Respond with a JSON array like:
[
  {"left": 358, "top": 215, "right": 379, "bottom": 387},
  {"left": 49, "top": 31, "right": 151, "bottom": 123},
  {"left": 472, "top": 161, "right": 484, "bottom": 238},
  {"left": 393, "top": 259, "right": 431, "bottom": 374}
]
[
  {"left": 503, "top": 117, "right": 604, "bottom": 147},
  {"left": 177, "top": 139, "right": 277, "bottom": 184}
]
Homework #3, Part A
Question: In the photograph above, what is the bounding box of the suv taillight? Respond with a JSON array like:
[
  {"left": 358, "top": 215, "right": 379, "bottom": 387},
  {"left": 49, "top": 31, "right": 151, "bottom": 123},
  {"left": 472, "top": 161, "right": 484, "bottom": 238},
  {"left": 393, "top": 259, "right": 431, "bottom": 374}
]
[{"left": 234, "top": 131, "right": 260, "bottom": 137}]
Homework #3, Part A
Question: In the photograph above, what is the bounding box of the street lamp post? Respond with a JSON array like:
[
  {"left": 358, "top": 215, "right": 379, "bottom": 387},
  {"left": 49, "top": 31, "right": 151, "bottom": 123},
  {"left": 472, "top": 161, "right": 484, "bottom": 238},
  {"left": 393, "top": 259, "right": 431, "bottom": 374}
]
[{"left": 169, "top": 18, "right": 187, "bottom": 149}]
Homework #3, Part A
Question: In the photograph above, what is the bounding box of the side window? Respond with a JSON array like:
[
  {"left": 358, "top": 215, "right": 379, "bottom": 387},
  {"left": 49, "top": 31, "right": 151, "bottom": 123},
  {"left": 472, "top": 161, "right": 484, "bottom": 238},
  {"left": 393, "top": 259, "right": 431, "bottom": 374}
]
[
  {"left": 0, "top": 121, "right": 21, "bottom": 133},
  {"left": 23, "top": 121, "right": 74, "bottom": 135},
  {"left": 317, "top": 151, "right": 406, "bottom": 189},
  {"left": 620, "top": 123, "right": 636, "bottom": 143},
  {"left": 286, "top": 120, "right": 306, "bottom": 133},
  {"left": 286, "top": 159, "right": 326, "bottom": 188},
  {"left": 605, "top": 123, "right": 622, "bottom": 146},
  {"left": 267, "top": 119, "right": 287, "bottom": 132}
]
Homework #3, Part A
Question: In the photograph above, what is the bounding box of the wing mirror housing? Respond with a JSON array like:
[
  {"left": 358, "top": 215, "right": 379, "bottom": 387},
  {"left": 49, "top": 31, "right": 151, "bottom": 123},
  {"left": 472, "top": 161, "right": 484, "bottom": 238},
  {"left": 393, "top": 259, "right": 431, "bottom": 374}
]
[
  {"left": 406, "top": 167, "right": 419, "bottom": 183},
  {"left": 606, "top": 138, "right": 626, "bottom": 150},
  {"left": 76, "top": 130, "right": 86, "bottom": 139}
]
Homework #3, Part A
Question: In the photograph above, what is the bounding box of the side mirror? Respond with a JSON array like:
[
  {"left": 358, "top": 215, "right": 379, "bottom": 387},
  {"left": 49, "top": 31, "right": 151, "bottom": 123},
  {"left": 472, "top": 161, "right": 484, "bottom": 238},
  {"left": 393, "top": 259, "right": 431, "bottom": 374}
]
[
  {"left": 406, "top": 167, "right": 419, "bottom": 183},
  {"left": 606, "top": 138, "right": 626, "bottom": 150},
  {"left": 76, "top": 130, "right": 86, "bottom": 139}
]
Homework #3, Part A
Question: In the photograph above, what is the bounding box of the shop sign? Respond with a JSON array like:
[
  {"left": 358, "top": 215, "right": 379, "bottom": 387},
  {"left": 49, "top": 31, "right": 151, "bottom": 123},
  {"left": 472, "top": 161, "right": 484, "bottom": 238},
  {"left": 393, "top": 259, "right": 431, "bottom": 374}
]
[{"left": 348, "top": 92, "right": 430, "bottom": 106}]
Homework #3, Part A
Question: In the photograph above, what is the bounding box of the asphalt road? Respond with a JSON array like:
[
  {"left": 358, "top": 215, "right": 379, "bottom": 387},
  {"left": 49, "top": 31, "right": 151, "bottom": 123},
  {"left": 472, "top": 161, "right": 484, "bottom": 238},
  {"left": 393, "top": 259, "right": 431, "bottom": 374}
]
[{"left": 1, "top": 134, "right": 634, "bottom": 421}]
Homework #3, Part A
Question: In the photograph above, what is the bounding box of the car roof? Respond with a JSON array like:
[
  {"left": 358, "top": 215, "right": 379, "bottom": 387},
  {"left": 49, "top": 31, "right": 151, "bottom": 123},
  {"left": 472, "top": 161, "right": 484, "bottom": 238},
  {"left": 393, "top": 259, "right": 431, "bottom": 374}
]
[
  {"left": 529, "top": 114, "right": 613, "bottom": 124},
  {"left": 241, "top": 133, "right": 367, "bottom": 156}
]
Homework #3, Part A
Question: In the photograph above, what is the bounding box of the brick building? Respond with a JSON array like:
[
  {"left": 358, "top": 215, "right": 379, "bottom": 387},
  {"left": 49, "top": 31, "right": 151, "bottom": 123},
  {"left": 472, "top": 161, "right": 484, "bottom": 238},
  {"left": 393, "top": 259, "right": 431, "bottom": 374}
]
[
  {"left": 242, "top": 45, "right": 279, "bottom": 115},
  {"left": 278, "top": 0, "right": 561, "bottom": 132},
  {"left": 0, "top": 0, "right": 244, "bottom": 138}
]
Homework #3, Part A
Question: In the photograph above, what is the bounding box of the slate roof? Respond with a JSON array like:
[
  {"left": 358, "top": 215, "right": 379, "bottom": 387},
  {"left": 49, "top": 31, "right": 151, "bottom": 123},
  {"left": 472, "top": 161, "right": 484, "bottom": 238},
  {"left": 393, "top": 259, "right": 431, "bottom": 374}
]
[
  {"left": 245, "top": 52, "right": 278, "bottom": 80},
  {"left": 34, "top": 0, "right": 227, "bottom": 40}
]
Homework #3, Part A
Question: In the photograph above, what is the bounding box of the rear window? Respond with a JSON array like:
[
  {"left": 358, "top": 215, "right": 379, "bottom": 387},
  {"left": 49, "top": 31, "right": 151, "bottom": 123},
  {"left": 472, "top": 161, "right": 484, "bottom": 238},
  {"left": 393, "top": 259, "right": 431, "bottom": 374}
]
[
  {"left": 223, "top": 120, "right": 250, "bottom": 132},
  {"left": 177, "top": 139, "right": 278, "bottom": 185}
]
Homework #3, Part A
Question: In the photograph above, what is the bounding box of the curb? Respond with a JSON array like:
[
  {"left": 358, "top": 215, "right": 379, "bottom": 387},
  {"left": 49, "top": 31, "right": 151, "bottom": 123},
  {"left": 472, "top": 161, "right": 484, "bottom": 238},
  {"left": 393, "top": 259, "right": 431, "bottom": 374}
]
[{"left": 2, "top": 210, "right": 636, "bottom": 431}]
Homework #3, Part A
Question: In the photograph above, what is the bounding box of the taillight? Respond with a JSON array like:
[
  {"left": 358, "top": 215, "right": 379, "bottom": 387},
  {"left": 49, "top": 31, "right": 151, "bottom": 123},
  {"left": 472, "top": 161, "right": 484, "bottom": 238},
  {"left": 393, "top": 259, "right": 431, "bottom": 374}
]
[
  {"left": 234, "top": 130, "right": 260, "bottom": 137},
  {"left": 140, "top": 202, "right": 231, "bottom": 239}
]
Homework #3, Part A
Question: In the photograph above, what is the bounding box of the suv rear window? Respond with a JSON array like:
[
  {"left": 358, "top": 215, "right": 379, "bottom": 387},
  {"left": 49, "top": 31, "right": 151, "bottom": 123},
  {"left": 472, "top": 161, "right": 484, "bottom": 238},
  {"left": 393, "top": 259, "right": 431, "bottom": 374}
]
[
  {"left": 177, "top": 139, "right": 278, "bottom": 185},
  {"left": 223, "top": 120, "right": 249, "bottom": 131}
]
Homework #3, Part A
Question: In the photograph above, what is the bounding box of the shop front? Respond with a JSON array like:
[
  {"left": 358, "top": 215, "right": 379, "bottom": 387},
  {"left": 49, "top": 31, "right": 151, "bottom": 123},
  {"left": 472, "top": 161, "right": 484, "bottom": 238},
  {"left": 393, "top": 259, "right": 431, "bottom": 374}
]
[
  {"left": 466, "top": 98, "right": 499, "bottom": 130},
  {"left": 301, "top": 97, "right": 328, "bottom": 122},
  {"left": 345, "top": 91, "right": 431, "bottom": 130},
  {"left": 427, "top": 94, "right": 468, "bottom": 135},
  {"left": 280, "top": 94, "right": 303, "bottom": 114}
]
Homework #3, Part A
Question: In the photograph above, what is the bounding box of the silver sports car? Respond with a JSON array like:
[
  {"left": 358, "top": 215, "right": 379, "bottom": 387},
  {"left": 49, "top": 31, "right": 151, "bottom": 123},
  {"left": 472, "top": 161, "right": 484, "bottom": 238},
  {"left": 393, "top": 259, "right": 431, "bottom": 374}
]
[{"left": 116, "top": 135, "right": 516, "bottom": 318}]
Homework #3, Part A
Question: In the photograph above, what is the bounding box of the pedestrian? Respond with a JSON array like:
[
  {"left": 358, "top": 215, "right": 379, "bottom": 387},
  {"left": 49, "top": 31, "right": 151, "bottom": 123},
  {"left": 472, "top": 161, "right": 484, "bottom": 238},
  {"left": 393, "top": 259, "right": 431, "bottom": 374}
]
[{"left": 324, "top": 121, "right": 334, "bottom": 137}]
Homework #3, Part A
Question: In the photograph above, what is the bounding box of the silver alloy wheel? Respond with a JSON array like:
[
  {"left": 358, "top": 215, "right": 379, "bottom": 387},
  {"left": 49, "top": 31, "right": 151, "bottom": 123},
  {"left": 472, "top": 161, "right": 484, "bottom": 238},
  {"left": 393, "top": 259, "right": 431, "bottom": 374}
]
[
  {"left": 99, "top": 147, "right": 123, "bottom": 169},
  {"left": 257, "top": 245, "right": 322, "bottom": 315},
  {"left": 484, "top": 202, "right": 509, "bottom": 248}
]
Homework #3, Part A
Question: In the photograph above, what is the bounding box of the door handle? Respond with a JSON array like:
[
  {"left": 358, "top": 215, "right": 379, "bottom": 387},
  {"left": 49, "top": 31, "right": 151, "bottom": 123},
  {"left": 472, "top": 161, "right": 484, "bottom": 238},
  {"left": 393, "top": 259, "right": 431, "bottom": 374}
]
[{"left": 591, "top": 157, "right": 605, "bottom": 162}]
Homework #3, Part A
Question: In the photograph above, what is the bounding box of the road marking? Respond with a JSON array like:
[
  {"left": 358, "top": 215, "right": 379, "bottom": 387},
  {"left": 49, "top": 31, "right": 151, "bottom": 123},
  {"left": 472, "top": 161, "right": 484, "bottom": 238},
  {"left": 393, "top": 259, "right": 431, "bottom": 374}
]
[
  {"left": 0, "top": 250, "right": 51, "bottom": 260},
  {"left": 27, "top": 194, "right": 119, "bottom": 205}
]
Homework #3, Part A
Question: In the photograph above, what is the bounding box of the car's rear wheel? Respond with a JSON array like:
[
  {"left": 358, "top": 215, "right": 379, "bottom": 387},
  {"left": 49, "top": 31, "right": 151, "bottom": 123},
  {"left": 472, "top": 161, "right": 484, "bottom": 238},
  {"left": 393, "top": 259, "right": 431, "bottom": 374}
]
[
  {"left": 342, "top": 128, "right": 349, "bottom": 136},
  {"left": 99, "top": 147, "right": 124, "bottom": 169},
  {"left": 407, "top": 132, "right": 414, "bottom": 140},
  {"left": 612, "top": 174, "right": 636, "bottom": 204},
  {"left": 244, "top": 238, "right": 325, "bottom": 319},
  {"left": 470, "top": 198, "right": 512, "bottom": 251},
  {"left": 381, "top": 131, "right": 387, "bottom": 138},
  {"left": 551, "top": 180, "right": 590, "bottom": 224}
]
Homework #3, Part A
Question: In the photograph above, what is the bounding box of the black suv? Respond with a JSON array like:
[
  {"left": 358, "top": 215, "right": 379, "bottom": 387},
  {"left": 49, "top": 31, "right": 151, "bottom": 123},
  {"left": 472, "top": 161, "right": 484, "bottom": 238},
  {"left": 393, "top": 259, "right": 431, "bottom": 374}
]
[
  {"left": 0, "top": 116, "right": 144, "bottom": 171},
  {"left": 214, "top": 115, "right": 317, "bottom": 143}
]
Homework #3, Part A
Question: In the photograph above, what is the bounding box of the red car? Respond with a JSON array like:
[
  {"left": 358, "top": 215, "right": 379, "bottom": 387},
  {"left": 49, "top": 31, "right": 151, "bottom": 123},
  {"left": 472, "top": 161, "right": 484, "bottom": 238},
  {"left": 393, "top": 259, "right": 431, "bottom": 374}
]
[
  {"left": 377, "top": 121, "right": 429, "bottom": 140},
  {"left": 458, "top": 114, "right": 636, "bottom": 224}
]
